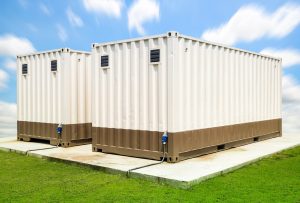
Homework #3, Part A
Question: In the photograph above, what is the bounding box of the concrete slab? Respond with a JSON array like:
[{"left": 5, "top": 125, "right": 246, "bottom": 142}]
[
  {"left": 0, "top": 137, "right": 160, "bottom": 173},
  {"left": 29, "top": 145, "right": 160, "bottom": 173},
  {"left": 131, "top": 134, "right": 300, "bottom": 187},
  {"left": 0, "top": 134, "right": 299, "bottom": 188},
  {"left": 0, "top": 137, "right": 57, "bottom": 154}
]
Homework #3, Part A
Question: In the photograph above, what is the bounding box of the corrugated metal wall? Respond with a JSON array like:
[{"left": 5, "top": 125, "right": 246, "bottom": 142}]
[
  {"left": 64, "top": 51, "right": 92, "bottom": 124},
  {"left": 170, "top": 36, "right": 281, "bottom": 132},
  {"left": 17, "top": 49, "right": 91, "bottom": 125},
  {"left": 92, "top": 36, "right": 169, "bottom": 132}
]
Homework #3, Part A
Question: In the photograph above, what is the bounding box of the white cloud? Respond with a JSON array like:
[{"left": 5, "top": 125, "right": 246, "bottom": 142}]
[
  {"left": 128, "top": 0, "right": 160, "bottom": 35},
  {"left": 40, "top": 3, "right": 51, "bottom": 16},
  {"left": 67, "top": 7, "right": 84, "bottom": 27},
  {"left": 282, "top": 75, "right": 300, "bottom": 134},
  {"left": 0, "top": 34, "right": 34, "bottom": 89},
  {"left": 0, "top": 69, "right": 9, "bottom": 90},
  {"left": 261, "top": 48, "right": 300, "bottom": 68},
  {"left": 0, "top": 34, "right": 35, "bottom": 57},
  {"left": 83, "top": 0, "right": 123, "bottom": 18},
  {"left": 0, "top": 101, "right": 16, "bottom": 137},
  {"left": 201, "top": 3, "right": 300, "bottom": 45},
  {"left": 4, "top": 58, "right": 16, "bottom": 71},
  {"left": 56, "top": 24, "right": 68, "bottom": 42}
]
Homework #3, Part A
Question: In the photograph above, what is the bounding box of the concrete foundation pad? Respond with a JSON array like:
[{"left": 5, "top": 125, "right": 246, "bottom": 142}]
[
  {"left": 0, "top": 137, "right": 57, "bottom": 154},
  {"left": 0, "top": 134, "right": 299, "bottom": 188}
]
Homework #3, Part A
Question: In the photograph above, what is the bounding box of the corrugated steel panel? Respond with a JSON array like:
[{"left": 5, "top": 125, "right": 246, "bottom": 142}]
[{"left": 171, "top": 36, "right": 281, "bottom": 132}]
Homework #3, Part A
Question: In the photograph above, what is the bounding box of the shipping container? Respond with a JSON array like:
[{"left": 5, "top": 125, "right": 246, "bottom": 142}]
[
  {"left": 91, "top": 31, "right": 282, "bottom": 162},
  {"left": 17, "top": 48, "right": 92, "bottom": 147}
]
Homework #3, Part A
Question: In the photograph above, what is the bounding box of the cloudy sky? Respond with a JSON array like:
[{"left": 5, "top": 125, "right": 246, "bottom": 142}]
[{"left": 0, "top": 0, "right": 300, "bottom": 137}]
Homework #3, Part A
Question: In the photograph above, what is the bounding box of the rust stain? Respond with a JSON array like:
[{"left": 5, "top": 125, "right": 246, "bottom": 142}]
[
  {"left": 49, "top": 153, "right": 104, "bottom": 161},
  {"left": 189, "top": 153, "right": 217, "bottom": 161},
  {"left": 72, "top": 155, "right": 103, "bottom": 161},
  {"left": 196, "top": 153, "right": 217, "bottom": 161}
]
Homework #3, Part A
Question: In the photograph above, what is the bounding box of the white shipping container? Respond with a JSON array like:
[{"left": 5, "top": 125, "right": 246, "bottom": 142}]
[
  {"left": 91, "top": 32, "right": 282, "bottom": 162},
  {"left": 17, "top": 48, "right": 92, "bottom": 147}
]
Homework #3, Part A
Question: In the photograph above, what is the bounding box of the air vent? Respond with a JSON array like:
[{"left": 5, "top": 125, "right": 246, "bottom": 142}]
[
  {"left": 51, "top": 60, "right": 57, "bottom": 71},
  {"left": 22, "top": 64, "right": 28, "bottom": 74},
  {"left": 150, "top": 49, "right": 160, "bottom": 63},
  {"left": 101, "top": 55, "right": 109, "bottom": 67}
]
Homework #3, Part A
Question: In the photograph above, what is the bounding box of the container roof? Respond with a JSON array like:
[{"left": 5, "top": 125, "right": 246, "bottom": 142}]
[
  {"left": 93, "top": 31, "right": 281, "bottom": 61},
  {"left": 17, "top": 48, "right": 91, "bottom": 58}
]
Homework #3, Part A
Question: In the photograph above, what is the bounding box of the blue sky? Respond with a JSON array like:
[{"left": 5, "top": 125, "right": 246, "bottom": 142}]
[{"left": 0, "top": 0, "right": 300, "bottom": 136}]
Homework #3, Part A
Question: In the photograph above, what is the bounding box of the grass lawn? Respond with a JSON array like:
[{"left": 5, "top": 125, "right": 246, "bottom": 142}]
[{"left": 0, "top": 147, "right": 300, "bottom": 203}]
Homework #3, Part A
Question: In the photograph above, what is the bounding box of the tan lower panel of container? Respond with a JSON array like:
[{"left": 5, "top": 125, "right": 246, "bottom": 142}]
[
  {"left": 169, "top": 118, "right": 282, "bottom": 162},
  {"left": 92, "top": 128, "right": 164, "bottom": 160},
  {"left": 17, "top": 121, "right": 92, "bottom": 147},
  {"left": 92, "top": 118, "right": 282, "bottom": 162}
]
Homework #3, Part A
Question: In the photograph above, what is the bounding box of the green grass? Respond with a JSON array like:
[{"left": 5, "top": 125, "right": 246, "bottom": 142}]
[{"left": 0, "top": 147, "right": 300, "bottom": 203}]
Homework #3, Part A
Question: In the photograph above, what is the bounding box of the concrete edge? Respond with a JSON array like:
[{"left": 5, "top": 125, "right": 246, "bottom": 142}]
[
  {"left": 0, "top": 145, "right": 59, "bottom": 155},
  {"left": 161, "top": 142, "right": 300, "bottom": 188},
  {"left": 0, "top": 147, "right": 27, "bottom": 155},
  {"left": 129, "top": 142, "right": 300, "bottom": 189},
  {"left": 0, "top": 142, "right": 299, "bottom": 189},
  {"left": 129, "top": 171, "right": 190, "bottom": 189}
]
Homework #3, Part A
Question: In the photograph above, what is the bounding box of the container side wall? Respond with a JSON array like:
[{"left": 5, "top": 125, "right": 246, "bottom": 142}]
[
  {"left": 171, "top": 36, "right": 282, "bottom": 133},
  {"left": 164, "top": 36, "right": 282, "bottom": 162},
  {"left": 61, "top": 51, "right": 92, "bottom": 125}
]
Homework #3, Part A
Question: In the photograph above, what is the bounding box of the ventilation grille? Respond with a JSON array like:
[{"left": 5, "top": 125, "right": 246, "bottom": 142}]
[
  {"left": 22, "top": 64, "right": 28, "bottom": 74},
  {"left": 51, "top": 60, "right": 57, "bottom": 71},
  {"left": 101, "top": 55, "right": 109, "bottom": 67},
  {"left": 150, "top": 49, "right": 160, "bottom": 63}
]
